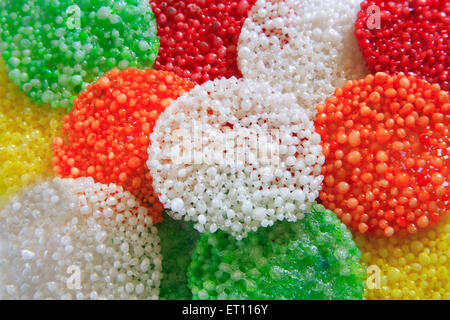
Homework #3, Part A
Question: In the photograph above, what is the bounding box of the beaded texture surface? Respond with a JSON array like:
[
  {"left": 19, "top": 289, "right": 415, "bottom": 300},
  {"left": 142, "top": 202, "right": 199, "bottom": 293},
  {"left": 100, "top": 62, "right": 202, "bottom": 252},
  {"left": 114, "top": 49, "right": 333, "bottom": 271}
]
[
  {"left": 356, "top": 213, "right": 450, "bottom": 300},
  {"left": 53, "top": 68, "right": 195, "bottom": 224},
  {"left": 148, "top": 77, "right": 324, "bottom": 239},
  {"left": 0, "top": 0, "right": 159, "bottom": 110},
  {"left": 316, "top": 73, "right": 449, "bottom": 237},
  {"left": 0, "top": 60, "right": 65, "bottom": 206},
  {"left": 158, "top": 213, "right": 200, "bottom": 300},
  {"left": 355, "top": 0, "right": 449, "bottom": 92},
  {"left": 150, "top": 0, "right": 256, "bottom": 84},
  {"left": 0, "top": 177, "right": 162, "bottom": 300},
  {"left": 188, "top": 203, "right": 366, "bottom": 300},
  {"left": 238, "top": 0, "right": 367, "bottom": 118}
]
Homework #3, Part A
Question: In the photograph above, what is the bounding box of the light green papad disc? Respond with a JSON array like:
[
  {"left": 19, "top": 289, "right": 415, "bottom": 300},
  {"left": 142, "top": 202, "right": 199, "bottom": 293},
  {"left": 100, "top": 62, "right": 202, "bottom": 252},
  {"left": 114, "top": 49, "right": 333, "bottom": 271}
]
[{"left": 188, "top": 203, "right": 366, "bottom": 300}]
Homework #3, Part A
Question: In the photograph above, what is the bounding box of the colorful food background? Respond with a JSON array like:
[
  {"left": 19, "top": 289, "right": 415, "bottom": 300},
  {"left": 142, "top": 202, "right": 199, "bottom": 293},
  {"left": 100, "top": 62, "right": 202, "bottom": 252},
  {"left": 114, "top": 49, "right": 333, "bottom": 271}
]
[{"left": 0, "top": 0, "right": 448, "bottom": 300}]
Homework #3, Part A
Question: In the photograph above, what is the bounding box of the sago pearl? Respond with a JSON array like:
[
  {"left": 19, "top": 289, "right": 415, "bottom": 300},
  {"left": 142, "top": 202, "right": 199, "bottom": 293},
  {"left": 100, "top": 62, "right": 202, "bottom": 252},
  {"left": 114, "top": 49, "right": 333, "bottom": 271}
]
[
  {"left": 187, "top": 203, "right": 366, "bottom": 300},
  {"left": 355, "top": 0, "right": 449, "bottom": 91},
  {"left": 0, "top": 59, "right": 65, "bottom": 206},
  {"left": 53, "top": 68, "right": 195, "bottom": 224},
  {"left": 0, "top": 177, "right": 162, "bottom": 300},
  {"left": 150, "top": 0, "right": 256, "bottom": 83},
  {"left": 355, "top": 213, "right": 450, "bottom": 300},
  {"left": 316, "top": 72, "right": 449, "bottom": 237},
  {"left": 0, "top": 0, "right": 159, "bottom": 109}
]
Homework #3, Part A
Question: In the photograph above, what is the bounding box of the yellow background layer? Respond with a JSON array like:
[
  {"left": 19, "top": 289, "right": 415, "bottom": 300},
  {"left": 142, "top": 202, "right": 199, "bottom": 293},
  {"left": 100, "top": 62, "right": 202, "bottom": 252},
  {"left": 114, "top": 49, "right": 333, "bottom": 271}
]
[
  {"left": 0, "top": 60, "right": 66, "bottom": 205},
  {"left": 356, "top": 214, "right": 450, "bottom": 300}
]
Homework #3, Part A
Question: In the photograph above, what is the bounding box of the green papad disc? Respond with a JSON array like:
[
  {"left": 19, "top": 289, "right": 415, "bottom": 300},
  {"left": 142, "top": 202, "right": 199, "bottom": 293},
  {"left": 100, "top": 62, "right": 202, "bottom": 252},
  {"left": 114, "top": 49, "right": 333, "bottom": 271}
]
[
  {"left": 158, "top": 213, "right": 200, "bottom": 300},
  {"left": 0, "top": 0, "right": 159, "bottom": 110},
  {"left": 188, "top": 203, "right": 366, "bottom": 300}
]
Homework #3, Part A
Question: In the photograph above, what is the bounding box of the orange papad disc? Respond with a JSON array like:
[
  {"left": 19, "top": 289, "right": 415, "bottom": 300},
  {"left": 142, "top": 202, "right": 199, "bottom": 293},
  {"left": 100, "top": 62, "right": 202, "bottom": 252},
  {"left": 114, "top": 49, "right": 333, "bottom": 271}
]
[
  {"left": 53, "top": 68, "right": 195, "bottom": 223},
  {"left": 315, "top": 72, "right": 449, "bottom": 237}
]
